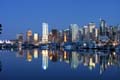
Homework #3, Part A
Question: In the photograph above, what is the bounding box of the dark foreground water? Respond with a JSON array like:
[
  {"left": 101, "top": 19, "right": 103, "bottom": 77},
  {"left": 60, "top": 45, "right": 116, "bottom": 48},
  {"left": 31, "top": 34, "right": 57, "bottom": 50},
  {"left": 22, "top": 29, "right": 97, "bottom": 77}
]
[{"left": 0, "top": 49, "right": 120, "bottom": 80}]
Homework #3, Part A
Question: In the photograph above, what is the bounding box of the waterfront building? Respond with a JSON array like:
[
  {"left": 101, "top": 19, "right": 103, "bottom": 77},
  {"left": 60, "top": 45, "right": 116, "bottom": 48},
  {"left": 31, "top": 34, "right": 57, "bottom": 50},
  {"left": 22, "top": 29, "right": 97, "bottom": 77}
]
[
  {"left": 79, "top": 27, "right": 84, "bottom": 41},
  {"left": 51, "top": 29, "right": 58, "bottom": 43},
  {"left": 42, "top": 23, "right": 48, "bottom": 43},
  {"left": 117, "top": 25, "right": 120, "bottom": 42},
  {"left": 48, "top": 32, "right": 52, "bottom": 43},
  {"left": 64, "top": 31, "right": 67, "bottom": 42},
  {"left": 17, "top": 33, "right": 24, "bottom": 43},
  {"left": 88, "top": 22, "right": 96, "bottom": 41},
  {"left": 70, "top": 24, "right": 79, "bottom": 42},
  {"left": 100, "top": 19, "right": 106, "bottom": 36},
  {"left": 64, "top": 29, "right": 71, "bottom": 42},
  {"left": 88, "top": 22, "right": 95, "bottom": 33},
  {"left": 33, "top": 33, "right": 39, "bottom": 45},
  {"left": 58, "top": 30, "right": 64, "bottom": 43},
  {"left": 83, "top": 25, "right": 89, "bottom": 41},
  {"left": 95, "top": 28, "right": 99, "bottom": 40},
  {"left": 26, "top": 30, "right": 33, "bottom": 43}
]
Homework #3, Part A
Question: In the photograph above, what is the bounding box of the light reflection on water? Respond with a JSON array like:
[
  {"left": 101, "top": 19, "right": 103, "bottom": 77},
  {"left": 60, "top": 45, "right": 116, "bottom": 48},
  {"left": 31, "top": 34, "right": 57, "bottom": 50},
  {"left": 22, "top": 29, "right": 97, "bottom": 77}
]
[
  {"left": 0, "top": 49, "right": 120, "bottom": 80},
  {"left": 15, "top": 49, "right": 120, "bottom": 73}
]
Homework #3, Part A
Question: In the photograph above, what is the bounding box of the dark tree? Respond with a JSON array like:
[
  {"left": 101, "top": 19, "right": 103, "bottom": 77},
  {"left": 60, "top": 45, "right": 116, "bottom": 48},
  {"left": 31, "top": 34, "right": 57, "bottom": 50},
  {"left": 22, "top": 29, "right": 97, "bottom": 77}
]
[{"left": 0, "top": 24, "right": 2, "bottom": 34}]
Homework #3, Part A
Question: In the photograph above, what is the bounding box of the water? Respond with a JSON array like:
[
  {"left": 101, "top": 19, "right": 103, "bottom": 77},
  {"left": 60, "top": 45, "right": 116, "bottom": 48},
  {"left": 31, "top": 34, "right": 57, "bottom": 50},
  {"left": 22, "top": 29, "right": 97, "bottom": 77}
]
[{"left": 0, "top": 49, "right": 120, "bottom": 80}]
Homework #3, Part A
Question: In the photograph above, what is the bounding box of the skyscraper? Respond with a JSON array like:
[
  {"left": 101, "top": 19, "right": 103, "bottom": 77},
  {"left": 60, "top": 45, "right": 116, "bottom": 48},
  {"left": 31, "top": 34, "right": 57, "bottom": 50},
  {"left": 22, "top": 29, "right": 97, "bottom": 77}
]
[
  {"left": 100, "top": 19, "right": 106, "bottom": 35},
  {"left": 70, "top": 24, "right": 79, "bottom": 42},
  {"left": 51, "top": 29, "right": 58, "bottom": 43},
  {"left": 42, "top": 23, "right": 48, "bottom": 43},
  {"left": 88, "top": 22, "right": 95, "bottom": 33},
  {"left": 95, "top": 28, "right": 98, "bottom": 39},
  {"left": 88, "top": 22, "right": 96, "bottom": 40},
  {"left": 64, "top": 29, "right": 70, "bottom": 42},
  {"left": 26, "top": 30, "right": 33, "bottom": 43},
  {"left": 117, "top": 25, "right": 120, "bottom": 41},
  {"left": 83, "top": 25, "right": 89, "bottom": 41},
  {"left": 17, "top": 33, "right": 24, "bottom": 43},
  {"left": 33, "top": 33, "right": 39, "bottom": 44},
  {"left": 17, "top": 33, "right": 24, "bottom": 49}
]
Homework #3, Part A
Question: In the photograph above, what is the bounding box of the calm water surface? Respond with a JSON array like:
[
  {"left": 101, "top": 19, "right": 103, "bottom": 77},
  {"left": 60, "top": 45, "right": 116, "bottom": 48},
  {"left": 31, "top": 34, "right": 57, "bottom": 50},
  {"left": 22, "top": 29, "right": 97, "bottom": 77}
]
[{"left": 0, "top": 49, "right": 120, "bottom": 80}]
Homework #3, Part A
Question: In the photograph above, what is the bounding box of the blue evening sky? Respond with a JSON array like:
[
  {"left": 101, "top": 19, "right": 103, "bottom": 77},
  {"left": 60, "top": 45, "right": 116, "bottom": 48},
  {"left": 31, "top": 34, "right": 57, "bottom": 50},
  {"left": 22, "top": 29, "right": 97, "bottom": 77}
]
[{"left": 0, "top": 0, "right": 120, "bottom": 39}]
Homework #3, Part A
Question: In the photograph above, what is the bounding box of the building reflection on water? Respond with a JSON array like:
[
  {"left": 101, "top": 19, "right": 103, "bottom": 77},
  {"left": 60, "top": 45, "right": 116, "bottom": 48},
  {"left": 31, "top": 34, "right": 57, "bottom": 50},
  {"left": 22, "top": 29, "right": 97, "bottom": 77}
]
[
  {"left": 42, "top": 50, "right": 48, "bottom": 70},
  {"left": 15, "top": 49, "right": 120, "bottom": 74},
  {"left": 0, "top": 60, "right": 2, "bottom": 72}
]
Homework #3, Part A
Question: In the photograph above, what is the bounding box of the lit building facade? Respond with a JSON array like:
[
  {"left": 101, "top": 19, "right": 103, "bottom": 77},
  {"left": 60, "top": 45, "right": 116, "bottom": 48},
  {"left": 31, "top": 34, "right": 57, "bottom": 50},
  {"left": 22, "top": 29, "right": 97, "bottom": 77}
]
[
  {"left": 17, "top": 33, "right": 24, "bottom": 49},
  {"left": 70, "top": 24, "right": 79, "bottom": 42},
  {"left": 33, "top": 33, "right": 39, "bottom": 44},
  {"left": 17, "top": 33, "right": 24, "bottom": 43},
  {"left": 100, "top": 19, "right": 106, "bottom": 36},
  {"left": 42, "top": 23, "right": 48, "bottom": 43},
  {"left": 88, "top": 22, "right": 96, "bottom": 40},
  {"left": 88, "top": 22, "right": 95, "bottom": 33},
  {"left": 64, "top": 29, "right": 71, "bottom": 42},
  {"left": 83, "top": 25, "right": 89, "bottom": 41},
  {"left": 51, "top": 29, "right": 58, "bottom": 43},
  {"left": 26, "top": 30, "right": 33, "bottom": 43}
]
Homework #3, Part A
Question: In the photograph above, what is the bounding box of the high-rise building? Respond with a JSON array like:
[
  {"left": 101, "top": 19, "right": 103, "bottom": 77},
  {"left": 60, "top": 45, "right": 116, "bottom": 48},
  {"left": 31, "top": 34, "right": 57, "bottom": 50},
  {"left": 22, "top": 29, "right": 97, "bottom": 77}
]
[
  {"left": 117, "top": 25, "right": 120, "bottom": 41},
  {"left": 64, "top": 32, "right": 67, "bottom": 42},
  {"left": 33, "top": 33, "right": 39, "bottom": 44},
  {"left": 88, "top": 22, "right": 95, "bottom": 33},
  {"left": 48, "top": 32, "right": 52, "bottom": 42},
  {"left": 42, "top": 23, "right": 48, "bottom": 43},
  {"left": 42, "top": 50, "right": 48, "bottom": 70},
  {"left": 88, "top": 22, "right": 96, "bottom": 40},
  {"left": 64, "top": 29, "right": 71, "bottom": 42},
  {"left": 70, "top": 24, "right": 79, "bottom": 42},
  {"left": 51, "top": 29, "right": 58, "bottom": 42},
  {"left": 17, "top": 33, "right": 24, "bottom": 43},
  {"left": 79, "top": 28, "right": 83, "bottom": 41},
  {"left": 58, "top": 30, "right": 63, "bottom": 43},
  {"left": 17, "top": 33, "right": 24, "bottom": 49},
  {"left": 83, "top": 25, "right": 89, "bottom": 41},
  {"left": 26, "top": 30, "right": 33, "bottom": 43},
  {"left": 100, "top": 19, "right": 106, "bottom": 35},
  {"left": 95, "top": 28, "right": 98, "bottom": 39}
]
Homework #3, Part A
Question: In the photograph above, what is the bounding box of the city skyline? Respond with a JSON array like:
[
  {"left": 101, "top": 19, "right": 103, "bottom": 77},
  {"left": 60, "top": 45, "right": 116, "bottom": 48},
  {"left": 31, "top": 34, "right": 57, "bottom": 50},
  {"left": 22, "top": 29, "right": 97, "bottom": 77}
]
[
  {"left": 0, "top": 0, "right": 120, "bottom": 39},
  {"left": 0, "top": 0, "right": 120, "bottom": 80},
  {"left": 0, "top": 18, "right": 120, "bottom": 52},
  {"left": 0, "top": 18, "right": 120, "bottom": 40}
]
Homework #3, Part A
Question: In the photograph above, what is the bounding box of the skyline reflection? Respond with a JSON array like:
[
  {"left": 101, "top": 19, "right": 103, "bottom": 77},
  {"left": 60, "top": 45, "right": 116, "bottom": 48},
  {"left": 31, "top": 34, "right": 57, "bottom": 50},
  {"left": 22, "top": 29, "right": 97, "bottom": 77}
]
[{"left": 0, "top": 49, "right": 120, "bottom": 75}]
